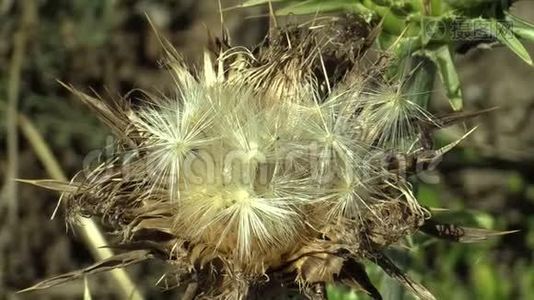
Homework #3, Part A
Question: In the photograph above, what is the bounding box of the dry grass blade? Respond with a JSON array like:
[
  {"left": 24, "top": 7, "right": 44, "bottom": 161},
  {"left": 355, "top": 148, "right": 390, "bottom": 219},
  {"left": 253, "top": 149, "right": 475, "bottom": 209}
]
[{"left": 19, "top": 250, "right": 153, "bottom": 293}]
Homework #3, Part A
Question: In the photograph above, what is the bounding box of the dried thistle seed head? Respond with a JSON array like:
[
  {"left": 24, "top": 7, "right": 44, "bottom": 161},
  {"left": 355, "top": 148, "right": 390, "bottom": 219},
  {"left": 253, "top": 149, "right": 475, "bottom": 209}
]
[
  {"left": 358, "top": 84, "right": 435, "bottom": 151},
  {"left": 220, "top": 16, "right": 376, "bottom": 104},
  {"left": 24, "top": 16, "right": 504, "bottom": 300}
]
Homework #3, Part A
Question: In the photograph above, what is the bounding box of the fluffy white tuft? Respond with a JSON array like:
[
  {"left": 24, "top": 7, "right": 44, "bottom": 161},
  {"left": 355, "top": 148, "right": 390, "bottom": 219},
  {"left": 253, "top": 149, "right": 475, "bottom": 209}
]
[{"left": 110, "top": 49, "right": 431, "bottom": 263}]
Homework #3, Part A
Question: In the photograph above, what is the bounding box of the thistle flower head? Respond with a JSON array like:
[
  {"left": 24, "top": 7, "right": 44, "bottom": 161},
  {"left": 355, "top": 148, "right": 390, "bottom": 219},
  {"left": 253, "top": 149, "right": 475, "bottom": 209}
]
[{"left": 23, "top": 17, "right": 500, "bottom": 300}]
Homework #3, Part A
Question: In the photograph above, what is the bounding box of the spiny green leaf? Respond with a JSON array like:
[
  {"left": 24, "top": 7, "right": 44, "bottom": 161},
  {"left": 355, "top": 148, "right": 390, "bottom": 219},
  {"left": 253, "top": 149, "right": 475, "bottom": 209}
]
[
  {"left": 506, "top": 12, "right": 534, "bottom": 43},
  {"left": 465, "top": 18, "right": 532, "bottom": 65},
  {"left": 491, "top": 20, "right": 532, "bottom": 65}
]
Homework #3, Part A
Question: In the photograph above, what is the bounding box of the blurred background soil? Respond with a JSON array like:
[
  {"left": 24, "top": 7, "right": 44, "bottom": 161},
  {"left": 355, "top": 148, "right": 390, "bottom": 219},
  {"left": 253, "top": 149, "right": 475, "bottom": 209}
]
[{"left": 1, "top": 1, "right": 533, "bottom": 299}]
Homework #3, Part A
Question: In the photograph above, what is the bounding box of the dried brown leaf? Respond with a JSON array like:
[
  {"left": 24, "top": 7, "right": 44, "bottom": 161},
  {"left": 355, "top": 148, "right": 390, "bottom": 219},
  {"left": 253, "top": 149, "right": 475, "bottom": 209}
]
[
  {"left": 19, "top": 250, "right": 153, "bottom": 293},
  {"left": 17, "top": 179, "right": 79, "bottom": 193},
  {"left": 420, "top": 219, "right": 518, "bottom": 243}
]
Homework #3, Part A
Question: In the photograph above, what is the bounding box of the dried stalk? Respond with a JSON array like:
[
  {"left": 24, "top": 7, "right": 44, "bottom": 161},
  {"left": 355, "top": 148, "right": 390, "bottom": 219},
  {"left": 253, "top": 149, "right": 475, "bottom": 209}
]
[
  {"left": 2, "top": 1, "right": 142, "bottom": 298},
  {"left": 4, "top": 0, "right": 35, "bottom": 225},
  {"left": 0, "top": 0, "right": 35, "bottom": 293},
  {"left": 18, "top": 114, "right": 143, "bottom": 300}
]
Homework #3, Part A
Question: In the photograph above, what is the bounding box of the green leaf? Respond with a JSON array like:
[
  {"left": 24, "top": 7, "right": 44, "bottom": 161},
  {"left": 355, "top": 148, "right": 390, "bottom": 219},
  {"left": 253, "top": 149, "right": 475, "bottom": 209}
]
[
  {"left": 472, "top": 212, "right": 495, "bottom": 229},
  {"left": 506, "top": 172, "right": 525, "bottom": 193},
  {"left": 276, "top": 0, "right": 370, "bottom": 15},
  {"left": 381, "top": 276, "right": 404, "bottom": 300},
  {"left": 472, "top": 263, "right": 509, "bottom": 300},
  {"left": 362, "top": 0, "right": 406, "bottom": 34},
  {"left": 506, "top": 12, "right": 534, "bottom": 43},
  {"left": 466, "top": 18, "right": 532, "bottom": 65},
  {"left": 240, "top": 0, "right": 287, "bottom": 8},
  {"left": 492, "top": 20, "right": 532, "bottom": 65},
  {"left": 416, "top": 45, "right": 463, "bottom": 110},
  {"left": 416, "top": 184, "right": 440, "bottom": 207},
  {"left": 327, "top": 285, "right": 361, "bottom": 300}
]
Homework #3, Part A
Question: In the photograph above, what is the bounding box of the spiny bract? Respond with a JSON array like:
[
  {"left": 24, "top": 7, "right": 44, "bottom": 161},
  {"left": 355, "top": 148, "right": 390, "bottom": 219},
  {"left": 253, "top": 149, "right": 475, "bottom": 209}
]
[{"left": 24, "top": 17, "right": 503, "bottom": 300}]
